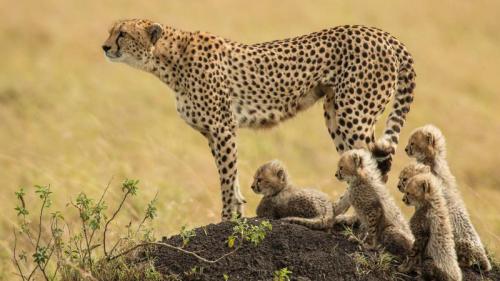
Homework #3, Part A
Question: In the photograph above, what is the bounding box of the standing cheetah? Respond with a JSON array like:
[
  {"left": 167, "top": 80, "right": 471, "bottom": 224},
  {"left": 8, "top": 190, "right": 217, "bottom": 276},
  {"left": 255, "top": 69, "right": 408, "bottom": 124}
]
[{"left": 102, "top": 19, "right": 416, "bottom": 220}]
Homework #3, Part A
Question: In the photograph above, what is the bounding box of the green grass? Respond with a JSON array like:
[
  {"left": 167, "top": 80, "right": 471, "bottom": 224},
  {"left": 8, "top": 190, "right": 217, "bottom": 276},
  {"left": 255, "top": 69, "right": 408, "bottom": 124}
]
[{"left": 1, "top": 0, "right": 500, "bottom": 279}]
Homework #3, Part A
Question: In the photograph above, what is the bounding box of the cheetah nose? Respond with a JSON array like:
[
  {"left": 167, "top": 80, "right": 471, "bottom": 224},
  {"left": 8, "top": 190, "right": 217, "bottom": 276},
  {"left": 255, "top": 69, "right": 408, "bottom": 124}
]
[
  {"left": 404, "top": 147, "right": 409, "bottom": 153},
  {"left": 102, "top": 45, "right": 111, "bottom": 52},
  {"left": 334, "top": 172, "right": 339, "bottom": 179}
]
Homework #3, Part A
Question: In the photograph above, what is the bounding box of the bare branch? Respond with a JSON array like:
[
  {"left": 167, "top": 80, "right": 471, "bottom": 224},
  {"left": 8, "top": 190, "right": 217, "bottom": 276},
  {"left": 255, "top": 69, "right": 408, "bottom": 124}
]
[
  {"left": 103, "top": 190, "right": 132, "bottom": 256},
  {"left": 109, "top": 241, "right": 240, "bottom": 264},
  {"left": 12, "top": 230, "right": 27, "bottom": 281},
  {"left": 89, "top": 176, "right": 114, "bottom": 244},
  {"left": 135, "top": 191, "right": 158, "bottom": 237}
]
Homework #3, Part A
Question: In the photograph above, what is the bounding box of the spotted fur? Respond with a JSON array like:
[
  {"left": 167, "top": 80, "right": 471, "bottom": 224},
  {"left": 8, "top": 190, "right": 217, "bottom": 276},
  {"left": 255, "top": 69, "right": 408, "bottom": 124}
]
[
  {"left": 252, "top": 160, "right": 334, "bottom": 230},
  {"left": 406, "top": 125, "right": 491, "bottom": 271},
  {"left": 102, "top": 19, "right": 416, "bottom": 220}
]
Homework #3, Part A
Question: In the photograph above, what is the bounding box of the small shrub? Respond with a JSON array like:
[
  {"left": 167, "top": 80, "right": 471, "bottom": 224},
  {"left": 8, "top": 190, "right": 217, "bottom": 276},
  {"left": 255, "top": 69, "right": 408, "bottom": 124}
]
[
  {"left": 227, "top": 214, "right": 272, "bottom": 248},
  {"left": 12, "top": 179, "right": 162, "bottom": 281},
  {"left": 273, "top": 267, "right": 292, "bottom": 281},
  {"left": 179, "top": 225, "right": 196, "bottom": 247}
]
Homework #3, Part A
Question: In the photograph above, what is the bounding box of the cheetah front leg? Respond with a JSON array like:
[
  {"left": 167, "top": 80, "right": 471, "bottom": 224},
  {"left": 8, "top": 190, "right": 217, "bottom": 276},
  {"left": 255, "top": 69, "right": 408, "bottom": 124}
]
[{"left": 207, "top": 127, "right": 246, "bottom": 221}]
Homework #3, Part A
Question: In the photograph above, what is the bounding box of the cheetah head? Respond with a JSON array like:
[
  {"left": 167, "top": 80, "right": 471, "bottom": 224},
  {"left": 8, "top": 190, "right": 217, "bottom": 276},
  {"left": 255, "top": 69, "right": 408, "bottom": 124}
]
[
  {"left": 251, "top": 160, "right": 288, "bottom": 197},
  {"left": 402, "top": 173, "right": 436, "bottom": 206},
  {"left": 335, "top": 149, "right": 370, "bottom": 183},
  {"left": 102, "top": 19, "right": 164, "bottom": 67},
  {"left": 405, "top": 125, "right": 445, "bottom": 162},
  {"left": 397, "top": 162, "right": 431, "bottom": 192}
]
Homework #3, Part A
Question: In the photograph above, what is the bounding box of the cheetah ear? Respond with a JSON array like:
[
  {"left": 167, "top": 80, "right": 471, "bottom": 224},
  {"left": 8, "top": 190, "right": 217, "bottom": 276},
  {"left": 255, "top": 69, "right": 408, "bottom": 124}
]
[
  {"left": 277, "top": 169, "right": 286, "bottom": 183},
  {"left": 146, "top": 23, "right": 164, "bottom": 45}
]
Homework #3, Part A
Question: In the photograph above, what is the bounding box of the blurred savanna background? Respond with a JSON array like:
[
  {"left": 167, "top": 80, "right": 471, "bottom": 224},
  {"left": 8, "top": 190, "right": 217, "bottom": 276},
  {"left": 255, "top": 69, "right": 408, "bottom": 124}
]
[{"left": 1, "top": 0, "right": 499, "bottom": 278}]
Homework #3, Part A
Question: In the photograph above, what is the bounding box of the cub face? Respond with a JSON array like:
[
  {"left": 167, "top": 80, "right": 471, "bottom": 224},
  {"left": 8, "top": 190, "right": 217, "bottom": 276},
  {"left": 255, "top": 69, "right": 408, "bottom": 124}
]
[
  {"left": 397, "top": 163, "right": 431, "bottom": 192},
  {"left": 102, "top": 19, "right": 164, "bottom": 66},
  {"left": 402, "top": 174, "right": 433, "bottom": 206},
  {"left": 251, "top": 160, "right": 288, "bottom": 196},
  {"left": 335, "top": 150, "right": 365, "bottom": 182},
  {"left": 405, "top": 129, "right": 437, "bottom": 161}
]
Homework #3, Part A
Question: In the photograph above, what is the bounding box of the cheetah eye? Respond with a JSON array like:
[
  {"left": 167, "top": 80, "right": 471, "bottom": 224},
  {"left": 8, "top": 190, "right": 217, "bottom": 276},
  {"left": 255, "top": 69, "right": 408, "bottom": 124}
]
[{"left": 118, "top": 31, "right": 127, "bottom": 38}]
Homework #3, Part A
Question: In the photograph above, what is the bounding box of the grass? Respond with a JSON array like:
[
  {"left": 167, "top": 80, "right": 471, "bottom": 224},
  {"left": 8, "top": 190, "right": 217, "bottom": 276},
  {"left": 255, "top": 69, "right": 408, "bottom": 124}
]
[{"left": 1, "top": 0, "right": 500, "bottom": 279}]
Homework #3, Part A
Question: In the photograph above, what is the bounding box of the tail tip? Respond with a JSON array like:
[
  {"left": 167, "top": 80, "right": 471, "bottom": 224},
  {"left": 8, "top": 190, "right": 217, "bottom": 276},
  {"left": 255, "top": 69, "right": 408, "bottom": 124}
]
[{"left": 372, "top": 139, "right": 395, "bottom": 179}]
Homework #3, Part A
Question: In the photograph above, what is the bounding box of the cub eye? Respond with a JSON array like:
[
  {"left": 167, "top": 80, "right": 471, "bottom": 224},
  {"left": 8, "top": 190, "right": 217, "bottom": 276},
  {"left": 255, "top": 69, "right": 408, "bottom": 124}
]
[{"left": 118, "top": 31, "right": 126, "bottom": 38}]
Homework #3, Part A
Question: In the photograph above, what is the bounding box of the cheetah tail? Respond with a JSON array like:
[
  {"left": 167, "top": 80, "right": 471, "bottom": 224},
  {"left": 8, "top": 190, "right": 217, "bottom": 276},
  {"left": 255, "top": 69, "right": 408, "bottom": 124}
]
[{"left": 373, "top": 48, "right": 416, "bottom": 176}]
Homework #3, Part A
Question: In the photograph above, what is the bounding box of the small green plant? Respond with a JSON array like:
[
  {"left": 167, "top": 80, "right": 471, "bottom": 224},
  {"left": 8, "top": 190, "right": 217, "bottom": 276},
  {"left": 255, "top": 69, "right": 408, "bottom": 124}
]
[
  {"left": 12, "top": 179, "right": 161, "bottom": 281},
  {"left": 179, "top": 225, "right": 196, "bottom": 247},
  {"left": 227, "top": 214, "right": 272, "bottom": 248},
  {"left": 273, "top": 267, "right": 292, "bottom": 281},
  {"left": 350, "top": 251, "right": 402, "bottom": 280},
  {"left": 223, "top": 273, "right": 229, "bottom": 280}
]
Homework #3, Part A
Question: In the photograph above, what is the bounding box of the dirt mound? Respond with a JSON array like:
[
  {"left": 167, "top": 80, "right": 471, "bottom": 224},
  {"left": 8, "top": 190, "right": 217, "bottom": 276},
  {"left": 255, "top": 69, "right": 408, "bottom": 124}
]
[{"left": 152, "top": 218, "right": 499, "bottom": 281}]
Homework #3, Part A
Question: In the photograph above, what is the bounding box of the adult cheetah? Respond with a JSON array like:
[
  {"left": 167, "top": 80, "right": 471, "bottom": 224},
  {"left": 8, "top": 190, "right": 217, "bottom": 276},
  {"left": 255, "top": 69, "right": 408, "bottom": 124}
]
[{"left": 102, "top": 19, "right": 416, "bottom": 220}]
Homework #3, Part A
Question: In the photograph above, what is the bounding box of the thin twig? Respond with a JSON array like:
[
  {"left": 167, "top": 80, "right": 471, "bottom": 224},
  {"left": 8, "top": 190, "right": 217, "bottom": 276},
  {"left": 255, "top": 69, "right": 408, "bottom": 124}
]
[
  {"left": 89, "top": 176, "right": 114, "bottom": 244},
  {"left": 27, "top": 193, "right": 49, "bottom": 281},
  {"left": 135, "top": 191, "right": 158, "bottom": 237},
  {"left": 79, "top": 203, "right": 93, "bottom": 267},
  {"left": 40, "top": 239, "right": 55, "bottom": 281},
  {"left": 103, "top": 190, "right": 132, "bottom": 256},
  {"left": 109, "top": 241, "right": 240, "bottom": 264},
  {"left": 108, "top": 237, "right": 127, "bottom": 257},
  {"left": 12, "top": 230, "right": 27, "bottom": 281}
]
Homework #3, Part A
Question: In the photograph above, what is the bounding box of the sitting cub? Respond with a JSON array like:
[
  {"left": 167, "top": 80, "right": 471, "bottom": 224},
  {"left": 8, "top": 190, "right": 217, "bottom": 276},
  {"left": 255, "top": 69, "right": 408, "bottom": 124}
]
[
  {"left": 399, "top": 173, "right": 462, "bottom": 281},
  {"left": 252, "top": 160, "right": 334, "bottom": 230},
  {"left": 334, "top": 149, "right": 413, "bottom": 255},
  {"left": 406, "top": 125, "right": 491, "bottom": 271}
]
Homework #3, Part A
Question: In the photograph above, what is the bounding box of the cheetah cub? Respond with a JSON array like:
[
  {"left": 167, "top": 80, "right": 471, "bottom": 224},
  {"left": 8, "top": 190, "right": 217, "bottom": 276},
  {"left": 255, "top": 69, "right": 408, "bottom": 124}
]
[
  {"left": 399, "top": 173, "right": 462, "bottom": 281},
  {"left": 334, "top": 149, "right": 413, "bottom": 255},
  {"left": 406, "top": 125, "right": 491, "bottom": 271},
  {"left": 252, "top": 160, "right": 334, "bottom": 230},
  {"left": 397, "top": 162, "right": 431, "bottom": 192}
]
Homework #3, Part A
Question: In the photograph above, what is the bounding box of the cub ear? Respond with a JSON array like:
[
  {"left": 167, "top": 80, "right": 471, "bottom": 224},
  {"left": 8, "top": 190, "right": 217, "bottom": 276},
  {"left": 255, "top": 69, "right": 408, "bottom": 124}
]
[
  {"left": 422, "top": 165, "right": 431, "bottom": 173},
  {"left": 277, "top": 169, "right": 286, "bottom": 182},
  {"left": 425, "top": 131, "right": 435, "bottom": 147},
  {"left": 353, "top": 153, "right": 363, "bottom": 169},
  {"left": 420, "top": 179, "right": 431, "bottom": 194},
  {"left": 146, "top": 23, "right": 164, "bottom": 45}
]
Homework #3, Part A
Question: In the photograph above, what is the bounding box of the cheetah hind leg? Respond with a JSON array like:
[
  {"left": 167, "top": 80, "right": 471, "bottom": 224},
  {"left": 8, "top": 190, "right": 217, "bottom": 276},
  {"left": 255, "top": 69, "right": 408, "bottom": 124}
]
[
  {"left": 381, "top": 226, "right": 413, "bottom": 257},
  {"left": 281, "top": 216, "right": 332, "bottom": 230}
]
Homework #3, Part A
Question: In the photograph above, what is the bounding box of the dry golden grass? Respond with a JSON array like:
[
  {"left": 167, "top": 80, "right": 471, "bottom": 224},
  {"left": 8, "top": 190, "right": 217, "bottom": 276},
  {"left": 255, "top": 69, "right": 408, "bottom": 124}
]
[{"left": 1, "top": 0, "right": 499, "bottom": 278}]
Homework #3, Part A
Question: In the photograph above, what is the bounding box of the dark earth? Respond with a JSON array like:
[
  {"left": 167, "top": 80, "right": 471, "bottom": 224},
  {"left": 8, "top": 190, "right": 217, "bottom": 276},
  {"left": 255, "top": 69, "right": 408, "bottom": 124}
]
[{"left": 151, "top": 218, "right": 500, "bottom": 281}]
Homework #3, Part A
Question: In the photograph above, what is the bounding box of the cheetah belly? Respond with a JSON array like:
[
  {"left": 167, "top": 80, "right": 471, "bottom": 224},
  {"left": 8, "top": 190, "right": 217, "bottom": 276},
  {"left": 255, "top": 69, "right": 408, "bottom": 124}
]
[{"left": 232, "top": 85, "right": 325, "bottom": 129}]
